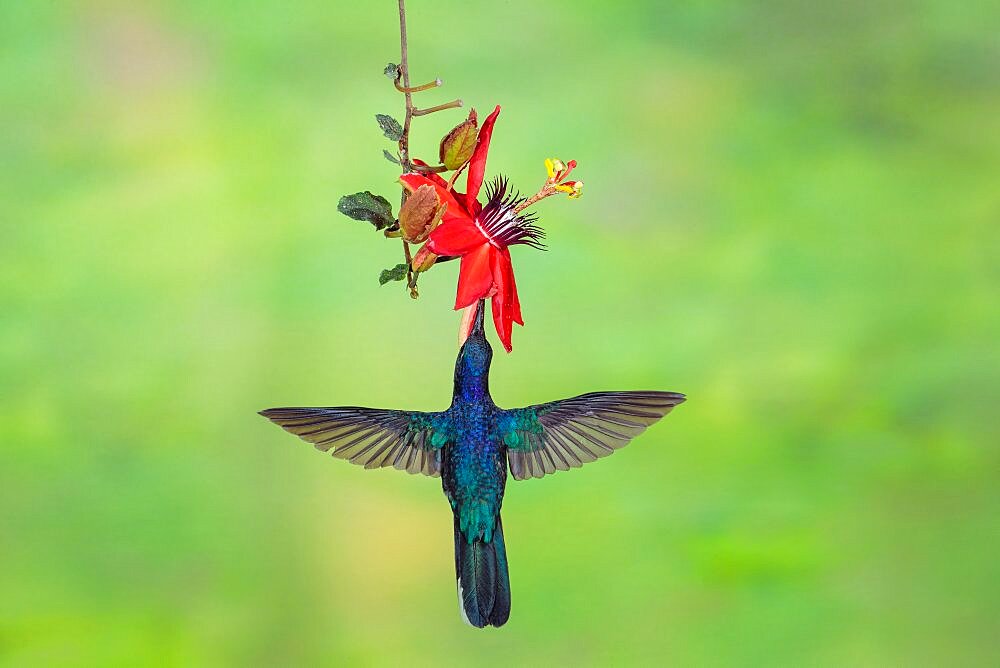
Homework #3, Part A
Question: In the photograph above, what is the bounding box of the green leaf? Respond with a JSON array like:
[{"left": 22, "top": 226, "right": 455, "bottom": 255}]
[
  {"left": 337, "top": 192, "right": 394, "bottom": 230},
  {"left": 384, "top": 63, "right": 400, "bottom": 80},
  {"left": 379, "top": 263, "right": 408, "bottom": 285},
  {"left": 376, "top": 114, "right": 404, "bottom": 141},
  {"left": 383, "top": 149, "right": 400, "bottom": 165}
]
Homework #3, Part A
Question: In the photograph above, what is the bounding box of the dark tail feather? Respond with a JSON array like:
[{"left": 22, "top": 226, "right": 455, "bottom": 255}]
[
  {"left": 489, "top": 517, "right": 511, "bottom": 627},
  {"left": 454, "top": 516, "right": 511, "bottom": 628}
]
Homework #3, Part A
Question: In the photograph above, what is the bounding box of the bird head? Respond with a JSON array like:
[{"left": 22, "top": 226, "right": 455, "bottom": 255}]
[{"left": 457, "top": 300, "right": 492, "bottom": 379}]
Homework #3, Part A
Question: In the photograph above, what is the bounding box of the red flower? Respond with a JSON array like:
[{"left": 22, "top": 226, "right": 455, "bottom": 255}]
[{"left": 400, "top": 106, "right": 544, "bottom": 352}]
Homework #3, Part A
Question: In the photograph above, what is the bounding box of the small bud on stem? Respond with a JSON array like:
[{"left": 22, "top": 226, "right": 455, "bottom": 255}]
[{"left": 411, "top": 244, "right": 439, "bottom": 272}]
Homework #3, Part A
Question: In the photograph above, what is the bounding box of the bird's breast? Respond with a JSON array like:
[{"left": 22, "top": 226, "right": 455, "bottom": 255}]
[{"left": 441, "top": 410, "right": 507, "bottom": 541}]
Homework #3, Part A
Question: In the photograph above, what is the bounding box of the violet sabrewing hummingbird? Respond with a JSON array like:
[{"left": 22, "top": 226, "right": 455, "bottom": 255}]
[{"left": 260, "top": 300, "right": 685, "bottom": 627}]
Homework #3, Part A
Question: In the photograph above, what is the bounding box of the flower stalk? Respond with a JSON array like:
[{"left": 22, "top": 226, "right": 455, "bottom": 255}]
[{"left": 514, "top": 159, "right": 583, "bottom": 214}]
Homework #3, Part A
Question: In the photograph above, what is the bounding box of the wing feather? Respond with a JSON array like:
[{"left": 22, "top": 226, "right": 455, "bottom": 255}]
[
  {"left": 260, "top": 406, "right": 444, "bottom": 477},
  {"left": 502, "top": 391, "right": 685, "bottom": 480}
]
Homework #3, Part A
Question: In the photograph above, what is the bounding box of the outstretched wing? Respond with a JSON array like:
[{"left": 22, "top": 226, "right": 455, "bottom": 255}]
[
  {"left": 498, "top": 391, "right": 685, "bottom": 480},
  {"left": 260, "top": 407, "right": 446, "bottom": 476}
]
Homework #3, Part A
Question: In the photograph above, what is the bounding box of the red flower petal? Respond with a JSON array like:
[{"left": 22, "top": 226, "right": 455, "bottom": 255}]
[
  {"left": 489, "top": 248, "right": 521, "bottom": 352},
  {"left": 504, "top": 250, "right": 523, "bottom": 326},
  {"left": 454, "top": 243, "right": 494, "bottom": 310},
  {"left": 491, "top": 248, "right": 523, "bottom": 325},
  {"left": 427, "top": 218, "right": 486, "bottom": 256},
  {"left": 410, "top": 159, "right": 449, "bottom": 188},
  {"left": 445, "top": 188, "right": 480, "bottom": 216},
  {"left": 491, "top": 295, "right": 512, "bottom": 353},
  {"left": 465, "top": 105, "right": 501, "bottom": 212}
]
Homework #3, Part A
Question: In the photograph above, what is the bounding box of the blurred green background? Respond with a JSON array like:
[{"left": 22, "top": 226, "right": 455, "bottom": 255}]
[{"left": 2, "top": 0, "right": 998, "bottom": 664}]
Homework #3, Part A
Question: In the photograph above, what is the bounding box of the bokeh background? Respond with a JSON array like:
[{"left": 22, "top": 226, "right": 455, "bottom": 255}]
[{"left": 3, "top": 0, "right": 998, "bottom": 664}]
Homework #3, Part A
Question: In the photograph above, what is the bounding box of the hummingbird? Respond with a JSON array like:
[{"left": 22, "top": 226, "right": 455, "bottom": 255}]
[{"left": 260, "top": 301, "right": 685, "bottom": 628}]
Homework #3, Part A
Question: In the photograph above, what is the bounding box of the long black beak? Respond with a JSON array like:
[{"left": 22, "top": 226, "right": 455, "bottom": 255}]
[{"left": 471, "top": 299, "right": 486, "bottom": 337}]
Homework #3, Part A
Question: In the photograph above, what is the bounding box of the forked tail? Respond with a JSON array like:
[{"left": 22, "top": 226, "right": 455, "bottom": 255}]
[{"left": 454, "top": 515, "right": 510, "bottom": 628}]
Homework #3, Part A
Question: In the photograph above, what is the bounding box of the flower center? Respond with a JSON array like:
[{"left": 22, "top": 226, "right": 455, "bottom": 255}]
[{"left": 474, "top": 176, "right": 546, "bottom": 250}]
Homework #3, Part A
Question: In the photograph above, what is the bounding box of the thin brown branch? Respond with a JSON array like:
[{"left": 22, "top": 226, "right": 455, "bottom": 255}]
[
  {"left": 396, "top": 0, "right": 463, "bottom": 296},
  {"left": 412, "top": 99, "right": 464, "bottom": 116},
  {"left": 412, "top": 163, "right": 448, "bottom": 174},
  {"left": 398, "top": 0, "right": 415, "bottom": 290},
  {"left": 395, "top": 77, "right": 442, "bottom": 93}
]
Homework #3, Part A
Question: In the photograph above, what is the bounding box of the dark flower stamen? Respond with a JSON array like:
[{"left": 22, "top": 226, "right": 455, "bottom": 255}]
[{"left": 476, "top": 176, "right": 547, "bottom": 250}]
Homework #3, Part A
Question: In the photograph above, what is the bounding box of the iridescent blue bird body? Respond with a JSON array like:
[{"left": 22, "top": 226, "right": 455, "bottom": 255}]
[
  {"left": 261, "top": 301, "right": 685, "bottom": 627},
  {"left": 447, "top": 310, "right": 503, "bottom": 537}
]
